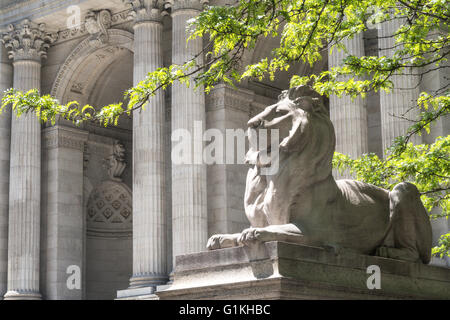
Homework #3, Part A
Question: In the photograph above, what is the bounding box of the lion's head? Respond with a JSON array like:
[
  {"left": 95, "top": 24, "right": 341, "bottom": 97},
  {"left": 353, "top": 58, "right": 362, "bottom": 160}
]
[{"left": 245, "top": 85, "right": 336, "bottom": 180}]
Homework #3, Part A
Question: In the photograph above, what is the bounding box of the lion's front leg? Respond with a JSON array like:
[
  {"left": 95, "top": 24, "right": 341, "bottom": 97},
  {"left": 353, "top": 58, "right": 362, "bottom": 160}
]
[
  {"left": 237, "top": 224, "right": 306, "bottom": 246},
  {"left": 207, "top": 233, "right": 241, "bottom": 250}
]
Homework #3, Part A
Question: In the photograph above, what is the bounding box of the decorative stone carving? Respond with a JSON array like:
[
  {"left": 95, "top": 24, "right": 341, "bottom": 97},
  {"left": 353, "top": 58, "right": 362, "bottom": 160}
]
[
  {"left": 87, "top": 180, "right": 132, "bottom": 238},
  {"left": 1, "top": 19, "right": 57, "bottom": 62},
  {"left": 207, "top": 85, "right": 433, "bottom": 265},
  {"left": 165, "top": 0, "right": 209, "bottom": 12},
  {"left": 43, "top": 126, "right": 88, "bottom": 152},
  {"left": 83, "top": 144, "right": 90, "bottom": 171},
  {"left": 57, "top": 25, "right": 86, "bottom": 43},
  {"left": 206, "top": 84, "right": 254, "bottom": 113},
  {"left": 56, "top": 9, "right": 132, "bottom": 44},
  {"left": 70, "top": 82, "right": 84, "bottom": 94},
  {"left": 104, "top": 140, "right": 126, "bottom": 181},
  {"left": 50, "top": 29, "right": 134, "bottom": 102},
  {"left": 124, "top": 0, "right": 168, "bottom": 23},
  {"left": 84, "top": 9, "right": 112, "bottom": 46}
]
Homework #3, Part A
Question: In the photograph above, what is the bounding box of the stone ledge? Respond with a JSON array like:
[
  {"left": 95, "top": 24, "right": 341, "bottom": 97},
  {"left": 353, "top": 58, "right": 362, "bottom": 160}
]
[
  {"left": 116, "top": 286, "right": 158, "bottom": 300},
  {"left": 156, "top": 242, "right": 450, "bottom": 300}
]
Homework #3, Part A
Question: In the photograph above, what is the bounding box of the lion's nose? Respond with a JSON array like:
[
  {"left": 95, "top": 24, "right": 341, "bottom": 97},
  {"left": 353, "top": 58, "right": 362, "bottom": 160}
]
[{"left": 248, "top": 118, "right": 262, "bottom": 128}]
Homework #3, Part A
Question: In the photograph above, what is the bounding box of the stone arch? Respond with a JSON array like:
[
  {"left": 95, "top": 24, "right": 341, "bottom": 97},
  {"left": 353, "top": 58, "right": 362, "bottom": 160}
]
[{"left": 50, "top": 29, "right": 134, "bottom": 105}]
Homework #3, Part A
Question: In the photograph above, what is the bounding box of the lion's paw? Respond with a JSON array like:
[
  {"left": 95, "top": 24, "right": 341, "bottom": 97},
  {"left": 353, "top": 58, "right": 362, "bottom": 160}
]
[
  {"left": 206, "top": 235, "right": 222, "bottom": 250},
  {"left": 375, "top": 246, "right": 389, "bottom": 258},
  {"left": 207, "top": 234, "right": 238, "bottom": 250},
  {"left": 237, "top": 227, "right": 267, "bottom": 246}
]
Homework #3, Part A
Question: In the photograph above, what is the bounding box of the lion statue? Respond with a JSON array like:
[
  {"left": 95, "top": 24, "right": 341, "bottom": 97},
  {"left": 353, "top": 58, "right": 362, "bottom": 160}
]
[{"left": 207, "top": 85, "right": 432, "bottom": 264}]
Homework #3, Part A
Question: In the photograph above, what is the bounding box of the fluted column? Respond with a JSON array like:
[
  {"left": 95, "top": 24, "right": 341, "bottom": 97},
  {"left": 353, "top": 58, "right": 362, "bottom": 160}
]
[
  {"left": 126, "top": 0, "right": 168, "bottom": 288},
  {"left": 329, "top": 34, "right": 368, "bottom": 178},
  {"left": 2, "top": 20, "right": 56, "bottom": 300},
  {"left": 0, "top": 43, "right": 12, "bottom": 299},
  {"left": 378, "top": 18, "right": 421, "bottom": 152},
  {"left": 170, "top": 0, "right": 208, "bottom": 265}
]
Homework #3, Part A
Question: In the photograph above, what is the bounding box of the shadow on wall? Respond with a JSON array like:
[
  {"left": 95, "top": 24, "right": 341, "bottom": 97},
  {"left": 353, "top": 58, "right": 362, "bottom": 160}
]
[{"left": 85, "top": 181, "right": 132, "bottom": 300}]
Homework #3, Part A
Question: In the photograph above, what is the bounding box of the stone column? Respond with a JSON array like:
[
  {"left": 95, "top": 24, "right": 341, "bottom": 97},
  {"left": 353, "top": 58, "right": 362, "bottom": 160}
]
[
  {"left": 206, "top": 84, "right": 254, "bottom": 236},
  {"left": 126, "top": 0, "right": 168, "bottom": 289},
  {"left": 41, "top": 126, "right": 88, "bottom": 300},
  {"left": 378, "top": 18, "right": 421, "bottom": 152},
  {"left": 170, "top": 0, "right": 208, "bottom": 265},
  {"left": 0, "top": 41, "right": 12, "bottom": 299},
  {"left": 328, "top": 34, "right": 368, "bottom": 177},
  {"left": 1, "top": 20, "right": 56, "bottom": 300}
]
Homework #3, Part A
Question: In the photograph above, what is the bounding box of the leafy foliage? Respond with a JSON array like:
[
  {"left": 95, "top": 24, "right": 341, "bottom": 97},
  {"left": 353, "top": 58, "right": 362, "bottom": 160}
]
[
  {"left": 333, "top": 137, "right": 450, "bottom": 216},
  {"left": 3, "top": 1, "right": 448, "bottom": 126},
  {"left": 333, "top": 136, "right": 450, "bottom": 258},
  {"left": 432, "top": 233, "right": 450, "bottom": 259}
]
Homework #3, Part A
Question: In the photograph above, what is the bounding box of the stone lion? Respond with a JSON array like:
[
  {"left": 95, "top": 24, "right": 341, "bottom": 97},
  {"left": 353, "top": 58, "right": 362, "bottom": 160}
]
[{"left": 207, "top": 85, "right": 432, "bottom": 264}]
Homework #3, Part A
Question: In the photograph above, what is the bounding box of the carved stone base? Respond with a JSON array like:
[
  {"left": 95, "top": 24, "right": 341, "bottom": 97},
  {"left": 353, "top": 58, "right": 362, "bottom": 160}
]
[
  {"left": 3, "top": 291, "right": 42, "bottom": 300},
  {"left": 116, "top": 274, "right": 169, "bottom": 300},
  {"left": 153, "top": 242, "right": 450, "bottom": 300}
]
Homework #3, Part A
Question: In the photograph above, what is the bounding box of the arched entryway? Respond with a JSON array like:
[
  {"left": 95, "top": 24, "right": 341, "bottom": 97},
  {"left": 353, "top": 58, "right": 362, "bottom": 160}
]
[{"left": 50, "top": 29, "right": 134, "bottom": 300}]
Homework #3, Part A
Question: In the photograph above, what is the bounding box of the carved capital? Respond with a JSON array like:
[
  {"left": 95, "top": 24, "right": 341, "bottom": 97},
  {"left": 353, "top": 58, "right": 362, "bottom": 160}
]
[
  {"left": 84, "top": 9, "right": 112, "bottom": 47},
  {"left": 124, "top": 0, "right": 168, "bottom": 24},
  {"left": 1, "top": 19, "right": 57, "bottom": 62},
  {"left": 165, "top": 0, "right": 209, "bottom": 13},
  {"left": 206, "top": 84, "right": 254, "bottom": 113}
]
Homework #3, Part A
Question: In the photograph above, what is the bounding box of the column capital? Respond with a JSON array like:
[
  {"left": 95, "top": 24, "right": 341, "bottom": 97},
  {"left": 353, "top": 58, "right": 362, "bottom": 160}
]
[
  {"left": 43, "top": 125, "right": 89, "bottom": 152},
  {"left": 124, "top": 0, "right": 168, "bottom": 24},
  {"left": 165, "top": 0, "right": 209, "bottom": 14},
  {"left": 1, "top": 19, "right": 57, "bottom": 63}
]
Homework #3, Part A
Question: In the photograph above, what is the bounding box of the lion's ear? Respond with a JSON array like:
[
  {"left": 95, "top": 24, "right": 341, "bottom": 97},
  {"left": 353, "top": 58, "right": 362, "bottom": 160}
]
[
  {"left": 293, "top": 97, "right": 314, "bottom": 112},
  {"left": 311, "top": 98, "right": 320, "bottom": 111},
  {"left": 278, "top": 90, "right": 289, "bottom": 101},
  {"left": 311, "top": 97, "right": 327, "bottom": 114}
]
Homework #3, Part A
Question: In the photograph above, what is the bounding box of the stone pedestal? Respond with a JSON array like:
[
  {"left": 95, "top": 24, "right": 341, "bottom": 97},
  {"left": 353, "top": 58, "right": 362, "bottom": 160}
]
[{"left": 156, "top": 242, "right": 450, "bottom": 300}]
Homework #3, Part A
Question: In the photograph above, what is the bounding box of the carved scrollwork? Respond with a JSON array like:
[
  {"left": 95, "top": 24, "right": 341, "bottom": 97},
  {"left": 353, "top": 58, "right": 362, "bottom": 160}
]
[
  {"left": 164, "top": 0, "right": 209, "bottom": 12},
  {"left": 84, "top": 9, "right": 112, "bottom": 46}
]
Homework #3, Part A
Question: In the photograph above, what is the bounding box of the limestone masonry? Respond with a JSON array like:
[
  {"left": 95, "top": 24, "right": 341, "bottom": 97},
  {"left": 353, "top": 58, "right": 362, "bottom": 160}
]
[{"left": 0, "top": 0, "right": 448, "bottom": 300}]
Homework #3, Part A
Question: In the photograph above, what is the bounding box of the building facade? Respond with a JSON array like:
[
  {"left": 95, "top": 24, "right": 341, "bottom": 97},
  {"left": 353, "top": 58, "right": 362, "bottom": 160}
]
[{"left": 0, "top": 0, "right": 448, "bottom": 300}]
